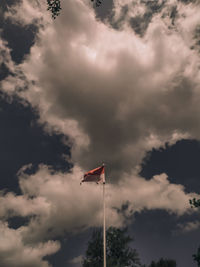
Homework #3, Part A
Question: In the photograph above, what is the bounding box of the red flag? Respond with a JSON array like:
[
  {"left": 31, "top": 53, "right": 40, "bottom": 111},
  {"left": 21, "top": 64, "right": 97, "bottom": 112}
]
[{"left": 81, "top": 165, "right": 105, "bottom": 184}]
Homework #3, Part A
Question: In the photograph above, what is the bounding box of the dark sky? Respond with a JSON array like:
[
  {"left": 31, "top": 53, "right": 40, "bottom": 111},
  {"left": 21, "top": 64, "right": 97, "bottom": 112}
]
[{"left": 0, "top": 0, "right": 200, "bottom": 266}]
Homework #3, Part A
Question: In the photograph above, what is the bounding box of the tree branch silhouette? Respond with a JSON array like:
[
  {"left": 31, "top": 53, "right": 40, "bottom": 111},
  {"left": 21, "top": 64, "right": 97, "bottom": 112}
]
[{"left": 47, "top": 0, "right": 102, "bottom": 19}]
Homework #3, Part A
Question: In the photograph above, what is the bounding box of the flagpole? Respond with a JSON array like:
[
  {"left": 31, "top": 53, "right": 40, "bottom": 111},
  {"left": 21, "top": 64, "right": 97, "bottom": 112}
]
[
  {"left": 103, "top": 181, "right": 106, "bottom": 267},
  {"left": 103, "top": 164, "right": 106, "bottom": 267}
]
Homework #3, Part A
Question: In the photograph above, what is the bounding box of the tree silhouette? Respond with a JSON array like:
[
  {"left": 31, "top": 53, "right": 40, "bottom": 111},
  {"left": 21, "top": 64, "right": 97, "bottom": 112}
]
[
  {"left": 189, "top": 198, "right": 200, "bottom": 266},
  {"left": 82, "top": 227, "right": 143, "bottom": 267},
  {"left": 47, "top": 0, "right": 102, "bottom": 19},
  {"left": 47, "top": 0, "right": 61, "bottom": 19},
  {"left": 193, "top": 246, "right": 200, "bottom": 267},
  {"left": 149, "top": 258, "right": 176, "bottom": 267},
  {"left": 189, "top": 198, "right": 200, "bottom": 208}
]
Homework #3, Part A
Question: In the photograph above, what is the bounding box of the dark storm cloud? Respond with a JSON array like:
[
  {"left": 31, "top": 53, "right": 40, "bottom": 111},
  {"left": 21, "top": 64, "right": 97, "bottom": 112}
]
[
  {"left": 1, "top": 0, "right": 200, "bottom": 196},
  {"left": 1, "top": 0, "right": 200, "bottom": 266}
]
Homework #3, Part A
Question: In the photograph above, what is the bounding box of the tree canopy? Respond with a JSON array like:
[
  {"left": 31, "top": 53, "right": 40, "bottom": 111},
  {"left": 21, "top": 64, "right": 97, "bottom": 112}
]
[
  {"left": 47, "top": 0, "right": 61, "bottom": 19},
  {"left": 189, "top": 198, "right": 200, "bottom": 266},
  {"left": 82, "top": 227, "right": 143, "bottom": 267},
  {"left": 192, "top": 246, "right": 200, "bottom": 267},
  {"left": 47, "top": 0, "right": 102, "bottom": 19},
  {"left": 149, "top": 258, "right": 176, "bottom": 267},
  {"left": 189, "top": 198, "right": 200, "bottom": 208}
]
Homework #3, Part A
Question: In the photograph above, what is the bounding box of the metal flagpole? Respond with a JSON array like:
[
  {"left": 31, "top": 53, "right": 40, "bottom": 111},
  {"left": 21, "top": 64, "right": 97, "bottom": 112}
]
[
  {"left": 103, "top": 181, "right": 106, "bottom": 267},
  {"left": 103, "top": 164, "right": 106, "bottom": 267}
]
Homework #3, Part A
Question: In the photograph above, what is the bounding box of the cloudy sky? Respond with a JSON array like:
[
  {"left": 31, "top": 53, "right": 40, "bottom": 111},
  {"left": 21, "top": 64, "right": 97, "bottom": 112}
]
[{"left": 0, "top": 0, "right": 200, "bottom": 266}]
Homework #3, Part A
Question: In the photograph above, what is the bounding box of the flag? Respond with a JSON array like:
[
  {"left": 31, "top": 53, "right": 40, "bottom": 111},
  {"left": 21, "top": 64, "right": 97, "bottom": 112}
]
[{"left": 81, "top": 165, "right": 105, "bottom": 184}]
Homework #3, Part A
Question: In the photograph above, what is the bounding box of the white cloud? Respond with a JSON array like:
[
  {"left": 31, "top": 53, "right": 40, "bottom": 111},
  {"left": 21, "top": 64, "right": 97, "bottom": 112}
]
[
  {"left": 0, "top": 38, "right": 15, "bottom": 74},
  {"left": 0, "top": 164, "right": 197, "bottom": 244},
  {"left": 177, "top": 220, "right": 200, "bottom": 233},
  {"left": 5, "top": 0, "right": 48, "bottom": 26},
  {"left": 1, "top": 0, "right": 200, "bottom": 264},
  {"left": 0, "top": 221, "right": 60, "bottom": 267},
  {"left": 0, "top": 192, "right": 50, "bottom": 219},
  {"left": 2, "top": 0, "right": 200, "bottom": 178},
  {"left": 69, "top": 255, "right": 84, "bottom": 265}
]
